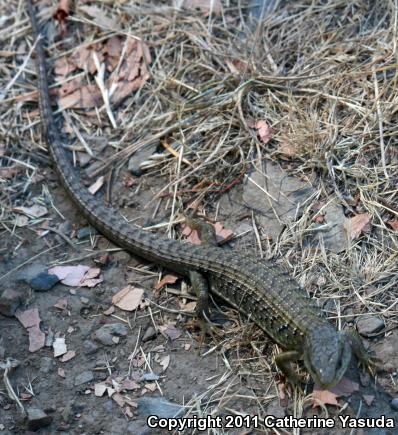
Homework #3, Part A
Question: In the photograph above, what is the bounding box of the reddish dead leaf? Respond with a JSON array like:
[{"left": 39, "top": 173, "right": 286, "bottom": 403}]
[
  {"left": 71, "top": 45, "right": 101, "bottom": 75},
  {"left": 88, "top": 176, "right": 104, "bottom": 195},
  {"left": 255, "top": 120, "right": 274, "bottom": 145},
  {"left": 49, "top": 265, "right": 102, "bottom": 287},
  {"left": 120, "top": 379, "right": 140, "bottom": 391},
  {"left": 54, "top": 56, "right": 76, "bottom": 77},
  {"left": 105, "top": 36, "right": 122, "bottom": 71},
  {"left": 145, "top": 382, "right": 157, "bottom": 392},
  {"left": 345, "top": 213, "right": 371, "bottom": 240},
  {"left": 28, "top": 326, "right": 46, "bottom": 353},
  {"left": 214, "top": 222, "right": 234, "bottom": 243},
  {"left": 112, "top": 286, "right": 144, "bottom": 311},
  {"left": 14, "top": 204, "right": 48, "bottom": 218},
  {"left": 328, "top": 377, "right": 359, "bottom": 397},
  {"left": 387, "top": 220, "right": 398, "bottom": 231},
  {"left": 124, "top": 398, "right": 138, "bottom": 408},
  {"left": 15, "top": 308, "right": 40, "bottom": 328},
  {"left": 179, "top": 301, "right": 196, "bottom": 312},
  {"left": 20, "top": 392, "right": 32, "bottom": 401},
  {"left": 15, "top": 308, "right": 45, "bottom": 352},
  {"left": 80, "top": 267, "right": 103, "bottom": 287},
  {"left": 59, "top": 84, "right": 103, "bottom": 110},
  {"left": 112, "top": 392, "right": 125, "bottom": 407},
  {"left": 181, "top": 224, "right": 202, "bottom": 245},
  {"left": 61, "top": 350, "right": 76, "bottom": 362},
  {"left": 311, "top": 389, "right": 339, "bottom": 408},
  {"left": 53, "top": 299, "right": 68, "bottom": 310},
  {"left": 159, "top": 323, "right": 182, "bottom": 341},
  {"left": 103, "top": 306, "right": 115, "bottom": 316},
  {"left": 154, "top": 274, "right": 179, "bottom": 290},
  {"left": 225, "top": 58, "right": 250, "bottom": 75}
]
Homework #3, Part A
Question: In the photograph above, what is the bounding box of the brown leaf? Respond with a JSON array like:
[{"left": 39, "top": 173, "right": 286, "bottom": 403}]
[
  {"left": 61, "top": 350, "right": 76, "bottom": 362},
  {"left": 59, "top": 84, "right": 103, "bottom": 110},
  {"left": 120, "top": 379, "right": 140, "bottom": 391},
  {"left": 154, "top": 274, "right": 179, "bottom": 290},
  {"left": 387, "top": 220, "right": 398, "bottom": 231},
  {"left": 214, "top": 222, "right": 234, "bottom": 242},
  {"left": 14, "top": 204, "right": 48, "bottom": 218},
  {"left": 15, "top": 308, "right": 41, "bottom": 328},
  {"left": 112, "top": 392, "right": 125, "bottom": 407},
  {"left": 28, "top": 326, "right": 45, "bottom": 353},
  {"left": 49, "top": 265, "right": 89, "bottom": 287},
  {"left": 80, "top": 267, "right": 103, "bottom": 288},
  {"left": 255, "top": 120, "right": 274, "bottom": 144},
  {"left": 103, "top": 306, "right": 115, "bottom": 316},
  {"left": 112, "top": 286, "right": 144, "bottom": 311},
  {"left": 181, "top": 224, "right": 202, "bottom": 245},
  {"left": 54, "top": 56, "right": 76, "bottom": 77},
  {"left": 278, "top": 142, "right": 297, "bottom": 158},
  {"left": 328, "top": 377, "right": 359, "bottom": 396},
  {"left": 345, "top": 213, "right": 371, "bottom": 240},
  {"left": 311, "top": 388, "right": 339, "bottom": 408}
]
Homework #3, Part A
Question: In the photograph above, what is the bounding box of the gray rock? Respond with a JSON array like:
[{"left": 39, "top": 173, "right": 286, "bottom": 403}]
[
  {"left": 94, "top": 323, "right": 128, "bottom": 346},
  {"left": 142, "top": 326, "right": 157, "bottom": 342},
  {"left": 0, "top": 288, "right": 26, "bottom": 317},
  {"left": 128, "top": 144, "right": 157, "bottom": 176},
  {"left": 266, "top": 399, "right": 285, "bottom": 418},
  {"left": 140, "top": 373, "right": 160, "bottom": 382},
  {"left": 357, "top": 316, "right": 385, "bottom": 337},
  {"left": 74, "top": 370, "right": 94, "bottom": 386},
  {"left": 137, "top": 397, "right": 184, "bottom": 418},
  {"left": 83, "top": 339, "right": 99, "bottom": 355},
  {"left": 243, "top": 165, "right": 314, "bottom": 241},
  {"left": 27, "top": 408, "right": 52, "bottom": 431},
  {"left": 391, "top": 398, "right": 398, "bottom": 411},
  {"left": 373, "top": 330, "right": 398, "bottom": 372},
  {"left": 29, "top": 271, "right": 59, "bottom": 291}
]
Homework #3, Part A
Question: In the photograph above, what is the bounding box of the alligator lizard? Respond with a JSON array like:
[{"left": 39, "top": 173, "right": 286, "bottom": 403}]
[{"left": 26, "top": 0, "right": 370, "bottom": 389}]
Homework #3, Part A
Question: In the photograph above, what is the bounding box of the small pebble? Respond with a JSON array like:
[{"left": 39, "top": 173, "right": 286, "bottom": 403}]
[
  {"left": 83, "top": 340, "right": 99, "bottom": 355},
  {"left": 29, "top": 272, "right": 59, "bottom": 291},
  {"left": 27, "top": 408, "right": 52, "bottom": 431},
  {"left": 74, "top": 371, "right": 94, "bottom": 386},
  {"left": 142, "top": 326, "right": 157, "bottom": 342},
  {"left": 357, "top": 316, "right": 385, "bottom": 337}
]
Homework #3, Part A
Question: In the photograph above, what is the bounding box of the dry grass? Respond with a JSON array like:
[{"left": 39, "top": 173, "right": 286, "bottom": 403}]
[{"left": 1, "top": 0, "right": 398, "bottom": 431}]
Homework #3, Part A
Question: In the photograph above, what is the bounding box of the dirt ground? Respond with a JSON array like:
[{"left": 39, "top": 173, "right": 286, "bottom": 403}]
[{"left": 1, "top": 1, "right": 398, "bottom": 434}]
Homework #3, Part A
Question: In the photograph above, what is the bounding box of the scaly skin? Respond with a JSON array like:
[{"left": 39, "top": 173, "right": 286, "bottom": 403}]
[{"left": 26, "top": 0, "right": 369, "bottom": 388}]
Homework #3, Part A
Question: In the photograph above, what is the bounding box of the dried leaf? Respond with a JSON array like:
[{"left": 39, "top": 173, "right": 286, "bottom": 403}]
[
  {"left": 214, "top": 222, "right": 234, "bottom": 242},
  {"left": 49, "top": 265, "right": 102, "bottom": 287},
  {"left": 255, "top": 120, "right": 274, "bottom": 144},
  {"left": 159, "top": 323, "right": 182, "bottom": 341},
  {"left": 120, "top": 379, "right": 140, "bottom": 391},
  {"left": 345, "top": 213, "right": 371, "bottom": 240},
  {"left": 387, "top": 220, "right": 398, "bottom": 231},
  {"left": 154, "top": 274, "right": 179, "bottom": 290},
  {"left": 112, "top": 392, "right": 125, "bottom": 407},
  {"left": 14, "top": 204, "right": 48, "bottom": 218},
  {"left": 58, "top": 368, "right": 66, "bottom": 378},
  {"left": 94, "top": 383, "right": 108, "bottom": 397},
  {"left": 61, "top": 350, "right": 76, "bottom": 362},
  {"left": 112, "top": 286, "right": 144, "bottom": 311},
  {"left": 28, "top": 326, "right": 45, "bottom": 353},
  {"left": 311, "top": 389, "right": 339, "bottom": 408},
  {"left": 15, "top": 308, "right": 41, "bottom": 328},
  {"left": 159, "top": 355, "right": 170, "bottom": 372},
  {"left": 59, "top": 84, "right": 103, "bottom": 110},
  {"left": 103, "top": 306, "right": 115, "bottom": 316},
  {"left": 278, "top": 141, "right": 297, "bottom": 158}
]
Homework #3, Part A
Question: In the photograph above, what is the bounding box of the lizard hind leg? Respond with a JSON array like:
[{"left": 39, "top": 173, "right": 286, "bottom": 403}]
[
  {"left": 342, "top": 329, "right": 381, "bottom": 373},
  {"left": 184, "top": 214, "right": 218, "bottom": 247},
  {"left": 274, "top": 350, "right": 303, "bottom": 388}
]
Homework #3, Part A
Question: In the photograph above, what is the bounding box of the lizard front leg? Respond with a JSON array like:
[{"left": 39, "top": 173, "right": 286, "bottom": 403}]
[{"left": 275, "top": 350, "right": 302, "bottom": 386}]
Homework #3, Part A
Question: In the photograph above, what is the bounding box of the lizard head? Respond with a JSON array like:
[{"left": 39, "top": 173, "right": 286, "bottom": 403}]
[{"left": 303, "top": 326, "right": 351, "bottom": 388}]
